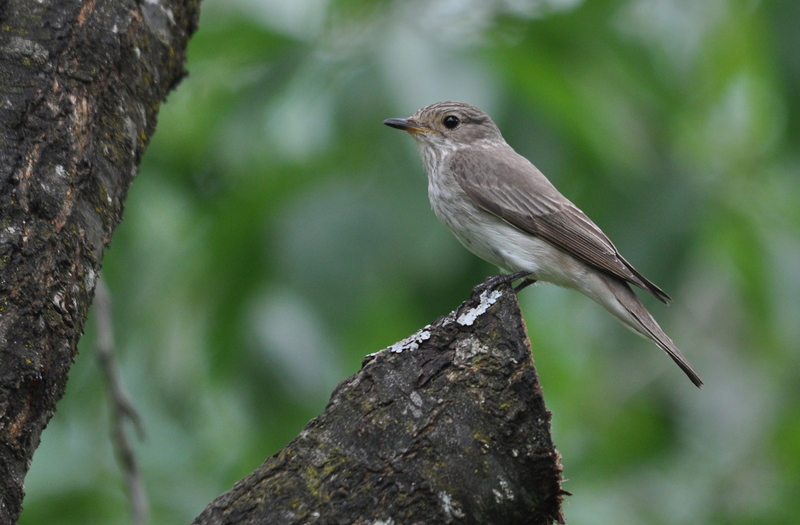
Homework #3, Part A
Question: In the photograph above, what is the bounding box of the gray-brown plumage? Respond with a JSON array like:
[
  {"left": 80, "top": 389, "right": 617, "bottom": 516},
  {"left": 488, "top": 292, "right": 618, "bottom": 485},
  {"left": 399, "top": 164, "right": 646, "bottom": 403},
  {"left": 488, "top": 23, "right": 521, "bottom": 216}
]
[{"left": 385, "top": 101, "right": 702, "bottom": 387}]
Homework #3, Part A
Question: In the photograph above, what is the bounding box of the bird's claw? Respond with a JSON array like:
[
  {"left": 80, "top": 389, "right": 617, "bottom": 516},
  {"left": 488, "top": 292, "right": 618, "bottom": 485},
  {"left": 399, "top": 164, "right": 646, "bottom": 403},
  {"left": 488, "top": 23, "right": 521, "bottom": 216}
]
[
  {"left": 513, "top": 277, "right": 537, "bottom": 292},
  {"left": 470, "top": 271, "right": 533, "bottom": 303}
]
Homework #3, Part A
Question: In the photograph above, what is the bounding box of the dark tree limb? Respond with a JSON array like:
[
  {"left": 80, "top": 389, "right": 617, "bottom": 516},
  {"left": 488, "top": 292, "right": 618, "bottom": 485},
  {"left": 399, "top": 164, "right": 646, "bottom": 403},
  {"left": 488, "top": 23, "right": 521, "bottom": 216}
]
[
  {"left": 0, "top": 1, "right": 199, "bottom": 522},
  {"left": 193, "top": 286, "right": 565, "bottom": 525}
]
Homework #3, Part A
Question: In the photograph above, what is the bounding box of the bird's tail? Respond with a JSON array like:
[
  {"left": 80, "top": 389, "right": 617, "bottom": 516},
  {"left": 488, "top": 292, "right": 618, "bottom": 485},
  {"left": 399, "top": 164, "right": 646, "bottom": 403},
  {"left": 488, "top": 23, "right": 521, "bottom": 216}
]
[{"left": 599, "top": 275, "right": 703, "bottom": 388}]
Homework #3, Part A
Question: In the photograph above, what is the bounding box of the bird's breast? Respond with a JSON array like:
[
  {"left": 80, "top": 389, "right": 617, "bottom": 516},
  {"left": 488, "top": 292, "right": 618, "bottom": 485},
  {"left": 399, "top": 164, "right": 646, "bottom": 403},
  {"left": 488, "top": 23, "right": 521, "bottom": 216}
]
[
  {"left": 426, "top": 167, "right": 513, "bottom": 270},
  {"left": 425, "top": 166, "right": 593, "bottom": 288}
]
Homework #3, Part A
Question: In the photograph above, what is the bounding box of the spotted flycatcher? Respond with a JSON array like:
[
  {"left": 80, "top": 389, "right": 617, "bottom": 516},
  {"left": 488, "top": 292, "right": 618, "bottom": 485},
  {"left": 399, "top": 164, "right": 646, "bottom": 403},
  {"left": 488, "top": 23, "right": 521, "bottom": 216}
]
[{"left": 384, "top": 101, "right": 702, "bottom": 387}]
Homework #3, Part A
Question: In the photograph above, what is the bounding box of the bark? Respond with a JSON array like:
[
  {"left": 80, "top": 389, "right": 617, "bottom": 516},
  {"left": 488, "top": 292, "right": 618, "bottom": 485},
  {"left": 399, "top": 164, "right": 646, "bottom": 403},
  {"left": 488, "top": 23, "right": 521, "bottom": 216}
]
[
  {"left": 193, "top": 286, "right": 565, "bottom": 525},
  {"left": 0, "top": 1, "right": 199, "bottom": 522}
]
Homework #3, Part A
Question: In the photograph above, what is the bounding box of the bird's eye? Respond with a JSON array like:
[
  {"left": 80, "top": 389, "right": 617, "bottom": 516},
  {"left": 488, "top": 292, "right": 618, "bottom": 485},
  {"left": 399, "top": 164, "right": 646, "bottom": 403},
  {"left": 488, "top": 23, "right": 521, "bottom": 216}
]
[{"left": 442, "top": 115, "right": 460, "bottom": 129}]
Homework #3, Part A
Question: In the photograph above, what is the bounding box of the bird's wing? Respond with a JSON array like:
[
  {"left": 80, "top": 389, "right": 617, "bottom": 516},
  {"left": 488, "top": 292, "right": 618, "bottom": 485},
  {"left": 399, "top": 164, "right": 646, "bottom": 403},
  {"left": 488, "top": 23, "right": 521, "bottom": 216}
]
[{"left": 449, "top": 146, "right": 671, "bottom": 303}]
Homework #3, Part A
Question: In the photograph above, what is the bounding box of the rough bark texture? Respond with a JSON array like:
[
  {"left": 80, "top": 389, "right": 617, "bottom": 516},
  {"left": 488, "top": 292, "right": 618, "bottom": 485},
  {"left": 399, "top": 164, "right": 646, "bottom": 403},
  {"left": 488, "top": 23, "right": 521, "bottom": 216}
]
[
  {"left": 193, "top": 286, "right": 565, "bottom": 525},
  {"left": 0, "top": 1, "right": 199, "bottom": 522}
]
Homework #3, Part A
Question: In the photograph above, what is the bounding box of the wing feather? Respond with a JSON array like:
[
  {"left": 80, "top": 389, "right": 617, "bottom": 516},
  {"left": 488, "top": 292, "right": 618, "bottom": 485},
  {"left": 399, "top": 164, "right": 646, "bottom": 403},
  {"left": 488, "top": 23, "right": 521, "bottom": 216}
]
[{"left": 449, "top": 146, "right": 671, "bottom": 303}]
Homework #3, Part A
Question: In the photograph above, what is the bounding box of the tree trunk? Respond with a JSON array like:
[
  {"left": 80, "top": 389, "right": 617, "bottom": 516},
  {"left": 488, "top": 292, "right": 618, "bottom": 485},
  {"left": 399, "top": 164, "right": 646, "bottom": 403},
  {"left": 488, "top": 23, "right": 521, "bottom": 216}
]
[
  {"left": 0, "top": 1, "right": 199, "bottom": 522},
  {"left": 193, "top": 286, "right": 565, "bottom": 525}
]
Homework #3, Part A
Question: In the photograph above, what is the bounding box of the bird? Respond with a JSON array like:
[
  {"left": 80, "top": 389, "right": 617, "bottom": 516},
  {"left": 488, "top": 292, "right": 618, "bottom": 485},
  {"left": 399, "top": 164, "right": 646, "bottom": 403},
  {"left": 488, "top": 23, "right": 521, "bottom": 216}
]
[{"left": 384, "top": 101, "right": 702, "bottom": 387}]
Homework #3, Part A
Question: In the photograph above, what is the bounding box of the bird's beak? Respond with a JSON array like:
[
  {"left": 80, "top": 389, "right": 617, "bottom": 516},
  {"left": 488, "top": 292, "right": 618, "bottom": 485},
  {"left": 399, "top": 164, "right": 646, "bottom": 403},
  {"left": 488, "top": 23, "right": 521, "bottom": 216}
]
[{"left": 383, "top": 117, "right": 429, "bottom": 135}]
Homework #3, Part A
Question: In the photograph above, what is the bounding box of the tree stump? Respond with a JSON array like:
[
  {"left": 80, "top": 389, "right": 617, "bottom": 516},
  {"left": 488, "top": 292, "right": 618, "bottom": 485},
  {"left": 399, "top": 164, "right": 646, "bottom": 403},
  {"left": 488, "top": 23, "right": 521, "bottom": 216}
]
[{"left": 193, "top": 285, "right": 564, "bottom": 525}]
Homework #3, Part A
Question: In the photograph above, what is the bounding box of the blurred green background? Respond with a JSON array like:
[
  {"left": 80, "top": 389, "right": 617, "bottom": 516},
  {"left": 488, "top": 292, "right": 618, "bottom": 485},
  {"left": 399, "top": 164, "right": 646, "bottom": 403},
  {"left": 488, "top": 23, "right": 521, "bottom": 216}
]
[{"left": 19, "top": 0, "right": 800, "bottom": 523}]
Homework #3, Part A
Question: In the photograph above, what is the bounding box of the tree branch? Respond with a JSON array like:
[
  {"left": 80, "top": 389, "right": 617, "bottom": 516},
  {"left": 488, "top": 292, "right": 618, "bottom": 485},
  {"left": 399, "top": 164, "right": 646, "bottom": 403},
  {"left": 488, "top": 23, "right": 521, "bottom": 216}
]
[
  {"left": 0, "top": 1, "right": 199, "bottom": 522},
  {"left": 95, "top": 278, "right": 148, "bottom": 525},
  {"left": 193, "top": 285, "right": 565, "bottom": 525}
]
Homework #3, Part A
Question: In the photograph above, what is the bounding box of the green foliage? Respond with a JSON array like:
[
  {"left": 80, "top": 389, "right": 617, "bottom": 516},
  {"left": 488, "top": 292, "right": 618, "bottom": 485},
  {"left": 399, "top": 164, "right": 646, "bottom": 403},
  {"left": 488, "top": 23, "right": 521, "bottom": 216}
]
[{"left": 20, "top": 0, "right": 800, "bottom": 523}]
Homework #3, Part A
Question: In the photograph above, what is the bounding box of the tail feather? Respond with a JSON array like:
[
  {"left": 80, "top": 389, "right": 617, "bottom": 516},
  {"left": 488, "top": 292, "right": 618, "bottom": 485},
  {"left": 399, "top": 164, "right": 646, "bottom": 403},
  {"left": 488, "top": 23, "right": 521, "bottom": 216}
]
[
  {"left": 602, "top": 276, "right": 703, "bottom": 388},
  {"left": 619, "top": 254, "right": 672, "bottom": 304}
]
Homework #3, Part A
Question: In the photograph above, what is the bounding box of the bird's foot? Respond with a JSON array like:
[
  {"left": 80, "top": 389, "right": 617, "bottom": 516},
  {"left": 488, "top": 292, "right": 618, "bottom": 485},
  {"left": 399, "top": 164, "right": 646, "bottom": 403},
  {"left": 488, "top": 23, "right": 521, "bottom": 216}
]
[
  {"left": 513, "top": 277, "right": 537, "bottom": 292},
  {"left": 470, "top": 271, "right": 533, "bottom": 303}
]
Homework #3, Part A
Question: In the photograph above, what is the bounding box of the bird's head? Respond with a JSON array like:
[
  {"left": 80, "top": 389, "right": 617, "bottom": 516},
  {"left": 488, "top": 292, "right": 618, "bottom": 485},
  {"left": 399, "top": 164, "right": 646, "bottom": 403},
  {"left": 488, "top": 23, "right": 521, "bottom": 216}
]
[{"left": 384, "top": 101, "right": 503, "bottom": 148}]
